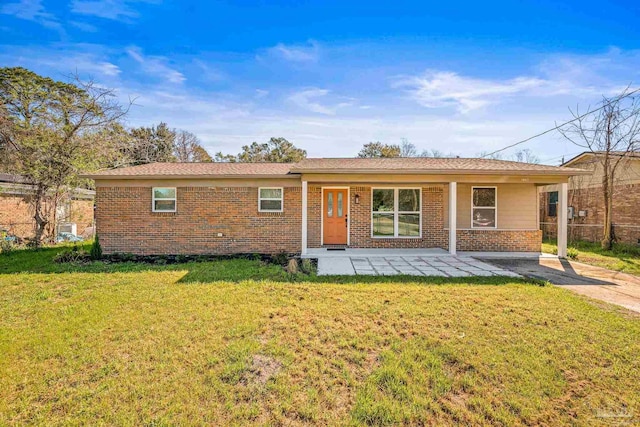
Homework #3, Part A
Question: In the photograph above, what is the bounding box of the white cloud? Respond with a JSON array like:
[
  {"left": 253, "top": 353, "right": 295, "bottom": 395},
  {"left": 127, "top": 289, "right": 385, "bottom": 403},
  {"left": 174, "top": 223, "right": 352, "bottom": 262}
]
[
  {"left": 126, "top": 46, "right": 185, "bottom": 84},
  {"left": 266, "top": 42, "right": 319, "bottom": 63},
  {"left": 70, "top": 0, "right": 158, "bottom": 21},
  {"left": 192, "top": 59, "right": 225, "bottom": 82},
  {"left": 287, "top": 88, "right": 355, "bottom": 115},
  {"left": 394, "top": 71, "right": 549, "bottom": 113},
  {"left": 0, "top": 45, "right": 121, "bottom": 79},
  {"left": 69, "top": 20, "right": 98, "bottom": 32},
  {"left": 3, "top": 41, "right": 638, "bottom": 163},
  {"left": 1, "top": 0, "right": 61, "bottom": 30},
  {"left": 394, "top": 52, "right": 634, "bottom": 113}
]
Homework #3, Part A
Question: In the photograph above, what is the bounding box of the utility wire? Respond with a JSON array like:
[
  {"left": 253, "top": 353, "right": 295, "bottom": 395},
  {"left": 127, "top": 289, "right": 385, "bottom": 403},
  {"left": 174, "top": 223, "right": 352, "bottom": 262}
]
[{"left": 481, "top": 86, "right": 640, "bottom": 159}]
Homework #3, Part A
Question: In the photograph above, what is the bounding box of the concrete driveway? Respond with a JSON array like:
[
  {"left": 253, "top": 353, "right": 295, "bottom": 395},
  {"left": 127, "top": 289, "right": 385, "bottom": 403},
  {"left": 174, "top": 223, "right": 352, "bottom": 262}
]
[{"left": 485, "top": 257, "right": 640, "bottom": 313}]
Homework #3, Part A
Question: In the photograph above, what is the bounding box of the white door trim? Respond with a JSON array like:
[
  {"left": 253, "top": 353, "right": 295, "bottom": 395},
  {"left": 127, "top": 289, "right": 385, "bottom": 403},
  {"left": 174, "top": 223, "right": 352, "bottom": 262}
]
[{"left": 301, "top": 181, "right": 308, "bottom": 255}]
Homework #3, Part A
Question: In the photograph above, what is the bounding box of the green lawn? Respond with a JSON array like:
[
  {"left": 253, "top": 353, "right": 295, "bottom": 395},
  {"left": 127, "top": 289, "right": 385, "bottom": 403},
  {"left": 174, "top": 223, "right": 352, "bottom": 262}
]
[
  {"left": 542, "top": 239, "right": 640, "bottom": 276},
  {"left": 1, "top": 246, "right": 639, "bottom": 425}
]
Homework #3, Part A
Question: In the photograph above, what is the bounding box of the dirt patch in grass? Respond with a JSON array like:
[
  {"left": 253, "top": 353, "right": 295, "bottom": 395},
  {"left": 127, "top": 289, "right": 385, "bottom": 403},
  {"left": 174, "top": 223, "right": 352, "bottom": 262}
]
[{"left": 244, "top": 354, "right": 282, "bottom": 386}]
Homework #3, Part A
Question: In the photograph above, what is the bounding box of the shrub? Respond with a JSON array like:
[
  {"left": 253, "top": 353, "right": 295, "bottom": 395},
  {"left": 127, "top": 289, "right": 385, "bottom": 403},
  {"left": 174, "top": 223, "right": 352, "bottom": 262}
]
[
  {"left": 286, "top": 258, "right": 299, "bottom": 274},
  {"left": 90, "top": 235, "right": 102, "bottom": 260},
  {"left": 121, "top": 252, "right": 136, "bottom": 262},
  {"left": 272, "top": 252, "right": 289, "bottom": 266},
  {"left": 567, "top": 247, "right": 579, "bottom": 260},
  {"left": 300, "top": 258, "right": 313, "bottom": 274},
  {"left": 54, "top": 246, "right": 90, "bottom": 263},
  {"left": 0, "top": 239, "right": 13, "bottom": 255}
]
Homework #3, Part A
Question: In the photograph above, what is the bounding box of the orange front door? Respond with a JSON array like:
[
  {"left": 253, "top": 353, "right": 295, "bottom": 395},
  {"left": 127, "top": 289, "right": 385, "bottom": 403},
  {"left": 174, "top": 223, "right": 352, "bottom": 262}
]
[{"left": 323, "top": 189, "right": 348, "bottom": 245}]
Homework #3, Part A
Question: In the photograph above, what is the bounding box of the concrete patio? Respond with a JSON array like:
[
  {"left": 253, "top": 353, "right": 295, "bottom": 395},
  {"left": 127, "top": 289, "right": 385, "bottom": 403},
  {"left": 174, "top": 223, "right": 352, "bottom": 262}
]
[{"left": 314, "top": 252, "right": 523, "bottom": 277}]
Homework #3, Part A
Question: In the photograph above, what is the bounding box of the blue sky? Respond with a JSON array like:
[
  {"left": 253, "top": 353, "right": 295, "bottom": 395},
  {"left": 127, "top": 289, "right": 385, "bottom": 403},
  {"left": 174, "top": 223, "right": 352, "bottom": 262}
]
[{"left": 1, "top": 0, "right": 639, "bottom": 163}]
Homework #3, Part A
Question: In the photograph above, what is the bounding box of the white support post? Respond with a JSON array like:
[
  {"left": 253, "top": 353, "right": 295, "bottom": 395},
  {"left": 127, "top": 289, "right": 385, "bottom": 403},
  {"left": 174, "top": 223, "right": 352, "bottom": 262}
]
[
  {"left": 449, "top": 182, "right": 457, "bottom": 255},
  {"left": 301, "top": 181, "right": 308, "bottom": 255},
  {"left": 557, "top": 182, "right": 568, "bottom": 258}
]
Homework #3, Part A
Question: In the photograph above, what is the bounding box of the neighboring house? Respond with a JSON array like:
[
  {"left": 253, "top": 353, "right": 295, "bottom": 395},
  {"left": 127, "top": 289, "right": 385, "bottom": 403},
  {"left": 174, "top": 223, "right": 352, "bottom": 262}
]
[
  {"left": 0, "top": 173, "right": 95, "bottom": 240},
  {"left": 539, "top": 152, "right": 640, "bottom": 245},
  {"left": 83, "top": 158, "right": 588, "bottom": 257}
]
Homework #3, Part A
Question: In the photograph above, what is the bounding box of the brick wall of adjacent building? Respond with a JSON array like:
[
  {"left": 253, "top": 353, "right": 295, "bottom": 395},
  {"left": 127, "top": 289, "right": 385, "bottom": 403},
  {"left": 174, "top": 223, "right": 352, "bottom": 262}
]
[
  {"left": 0, "top": 194, "right": 93, "bottom": 239},
  {"left": 456, "top": 229, "right": 542, "bottom": 252},
  {"left": 96, "top": 186, "right": 301, "bottom": 255},
  {"left": 0, "top": 194, "right": 34, "bottom": 237},
  {"left": 69, "top": 199, "right": 95, "bottom": 237},
  {"left": 540, "top": 183, "right": 640, "bottom": 245}
]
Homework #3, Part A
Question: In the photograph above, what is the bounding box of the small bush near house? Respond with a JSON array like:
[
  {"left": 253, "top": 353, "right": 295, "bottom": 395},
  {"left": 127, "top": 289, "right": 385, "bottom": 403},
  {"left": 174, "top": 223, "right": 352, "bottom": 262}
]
[
  {"left": 0, "top": 239, "right": 13, "bottom": 255},
  {"left": 53, "top": 246, "right": 90, "bottom": 264},
  {"left": 567, "top": 247, "right": 579, "bottom": 260},
  {"left": 272, "top": 251, "right": 289, "bottom": 266},
  {"left": 300, "top": 258, "right": 314, "bottom": 274},
  {"left": 90, "top": 235, "right": 102, "bottom": 260}
]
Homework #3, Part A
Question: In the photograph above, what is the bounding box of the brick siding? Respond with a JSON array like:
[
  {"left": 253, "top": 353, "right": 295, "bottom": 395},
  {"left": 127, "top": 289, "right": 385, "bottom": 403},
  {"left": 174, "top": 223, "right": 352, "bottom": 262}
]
[
  {"left": 348, "top": 186, "right": 448, "bottom": 249},
  {"left": 96, "top": 186, "right": 301, "bottom": 255},
  {"left": 540, "top": 183, "right": 640, "bottom": 245},
  {"left": 0, "top": 194, "right": 34, "bottom": 237},
  {"left": 97, "top": 183, "right": 541, "bottom": 255},
  {"left": 0, "top": 194, "right": 93, "bottom": 239},
  {"left": 307, "top": 185, "right": 538, "bottom": 251},
  {"left": 456, "top": 229, "right": 541, "bottom": 252}
]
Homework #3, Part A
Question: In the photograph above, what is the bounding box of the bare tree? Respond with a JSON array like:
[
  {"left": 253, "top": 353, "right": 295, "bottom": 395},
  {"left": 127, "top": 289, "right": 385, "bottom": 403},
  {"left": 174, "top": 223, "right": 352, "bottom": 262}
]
[
  {"left": 400, "top": 138, "right": 417, "bottom": 157},
  {"left": 513, "top": 149, "right": 540, "bottom": 164},
  {"left": 559, "top": 89, "right": 640, "bottom": 249},
  {"left": 173, "top": 130, "right": 212, "bottom": 162}
]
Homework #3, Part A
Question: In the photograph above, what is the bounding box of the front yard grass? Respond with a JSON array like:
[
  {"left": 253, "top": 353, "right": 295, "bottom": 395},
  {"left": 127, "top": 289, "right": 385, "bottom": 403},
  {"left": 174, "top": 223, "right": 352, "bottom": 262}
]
[
  {"left": 542, "top": 239, "right": 640, "bottom": 276},
  {"left": 1, "top": 246, "right": 639, "bottom": 425}
]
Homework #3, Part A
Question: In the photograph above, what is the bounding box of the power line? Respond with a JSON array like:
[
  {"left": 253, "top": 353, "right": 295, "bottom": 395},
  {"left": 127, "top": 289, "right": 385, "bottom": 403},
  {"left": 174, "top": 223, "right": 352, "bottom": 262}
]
[{"left": 481, "top": 86, "right": 640, "bottom": 159}]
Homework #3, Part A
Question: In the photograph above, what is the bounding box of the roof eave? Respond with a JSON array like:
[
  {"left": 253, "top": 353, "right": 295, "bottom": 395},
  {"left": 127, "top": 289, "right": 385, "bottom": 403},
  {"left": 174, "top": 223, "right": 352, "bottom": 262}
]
[
  {"left": 82, "top": 173, "right": 300, "bottom": 180},
  {"left": 291, "top": 168, "right": 591, "bottom": 176}
]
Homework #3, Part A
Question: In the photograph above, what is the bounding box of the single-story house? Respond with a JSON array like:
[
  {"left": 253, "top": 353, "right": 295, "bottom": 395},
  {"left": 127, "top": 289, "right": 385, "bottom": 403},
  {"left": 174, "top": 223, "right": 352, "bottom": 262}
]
[
  {"left": 539, "top": 151, "right": 640, "bottom": 245},
  {"left": 83, "top": 158, "right": 589, "bottom": 257},
  {"left": 0, "top": 173, "right": 95, "bottom": 240}
]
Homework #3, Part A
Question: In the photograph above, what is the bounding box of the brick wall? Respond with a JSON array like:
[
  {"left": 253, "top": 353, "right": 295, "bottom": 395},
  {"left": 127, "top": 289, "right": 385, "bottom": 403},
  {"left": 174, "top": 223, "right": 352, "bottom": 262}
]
[
  {"left": 0, "top": 194, "right": 94, "bottom": 239},
  {"left": 456, "top": 229, "right": 542, "bottom": 252},
  {"left": 96, "top": 186, "right": 301, "bottom": 255},
  {"left": 0, "top": 194, "right": 34, "bottom": 237},
  {"left": 540, "top": 183, "right": 640, "bottom": 245},
  {"left": 349, "top": 186, "right": 448, "bottom": 249},
  {"left": 307, "top": 185, "right": 540, "bottom": 251},
  {"left": 307, "top": 185, "right": 448, "bottom": 249}
]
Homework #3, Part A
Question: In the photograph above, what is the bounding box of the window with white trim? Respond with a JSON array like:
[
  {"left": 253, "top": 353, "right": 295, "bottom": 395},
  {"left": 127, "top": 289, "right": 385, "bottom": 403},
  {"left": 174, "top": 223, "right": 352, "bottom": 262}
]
[
  {"left": 152, "top": 187, "right": 176, "bottom": 212},
  {"left": 258, "top": 187, "right": 283, "bottom": 212},
  {"left": 472, "top": 187, "right": 496, "bottom": 228},
  {"left": 372, "top": 188, "right": 421, "bottom": 237}
]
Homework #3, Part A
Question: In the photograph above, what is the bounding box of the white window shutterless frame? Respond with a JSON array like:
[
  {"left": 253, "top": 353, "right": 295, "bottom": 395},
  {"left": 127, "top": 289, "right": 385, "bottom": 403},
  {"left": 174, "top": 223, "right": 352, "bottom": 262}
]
[
  {"left": 471, "top": 186, "right": 497, "bottom": 228},
  {"left": 258, "top": 187, "right": 284, "bottom": 212},
  {"left": 371, "top": 188, "right": 421, "bottom": 237},
  {"left": 152, "top": 187, "right": 177, "bottom": 212}
]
